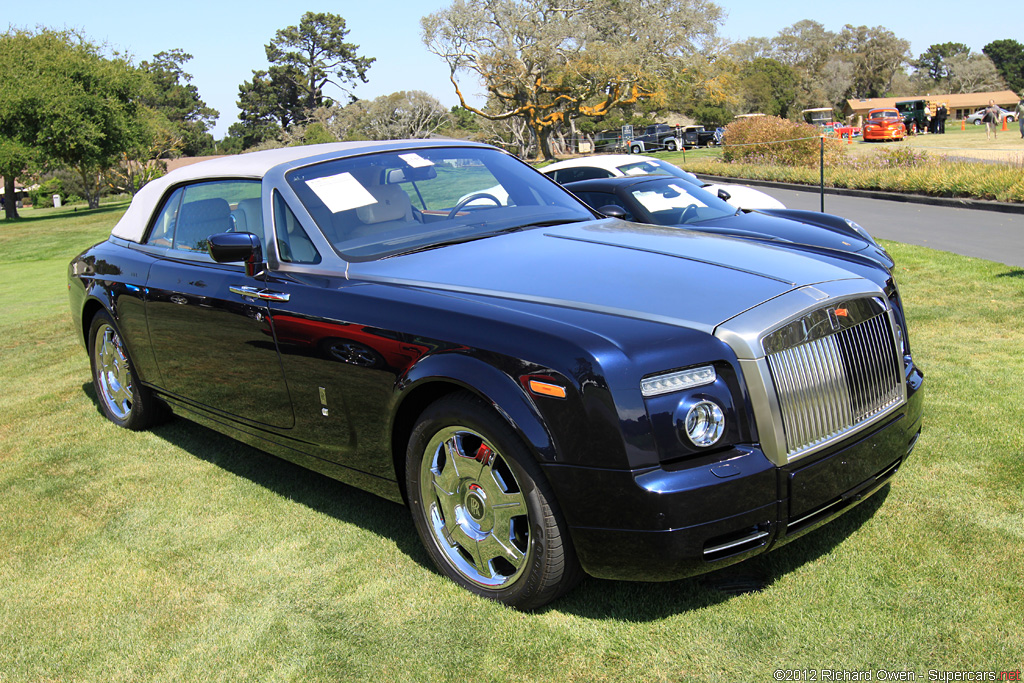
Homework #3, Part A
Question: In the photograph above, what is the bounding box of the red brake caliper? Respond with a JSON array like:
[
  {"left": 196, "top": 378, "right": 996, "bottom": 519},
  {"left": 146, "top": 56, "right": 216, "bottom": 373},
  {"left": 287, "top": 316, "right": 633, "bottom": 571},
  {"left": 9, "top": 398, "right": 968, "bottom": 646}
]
[{"left": 475, "top": 443, "right": 493, "bottom": 466}]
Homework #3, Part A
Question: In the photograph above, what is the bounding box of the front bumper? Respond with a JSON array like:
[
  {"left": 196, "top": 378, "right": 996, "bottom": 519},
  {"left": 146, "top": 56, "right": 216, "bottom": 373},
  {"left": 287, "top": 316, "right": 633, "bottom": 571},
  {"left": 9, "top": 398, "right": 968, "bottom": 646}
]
[
  {"left": 864, "top": 129, "right": 905, "bottom": 140},
  {"left": 543, "top": 365, "right": 924, "bottom": 581}
]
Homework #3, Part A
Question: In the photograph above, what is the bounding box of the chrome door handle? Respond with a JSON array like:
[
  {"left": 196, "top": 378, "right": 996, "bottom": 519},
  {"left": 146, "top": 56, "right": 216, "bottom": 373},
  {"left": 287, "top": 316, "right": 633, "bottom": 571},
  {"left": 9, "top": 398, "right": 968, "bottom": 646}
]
[
  {"left": 229, "top": 285, "right": 290, "bottom": 302},
  {"left": 229, "top": 285, "right": 261, "bottom": 298}
]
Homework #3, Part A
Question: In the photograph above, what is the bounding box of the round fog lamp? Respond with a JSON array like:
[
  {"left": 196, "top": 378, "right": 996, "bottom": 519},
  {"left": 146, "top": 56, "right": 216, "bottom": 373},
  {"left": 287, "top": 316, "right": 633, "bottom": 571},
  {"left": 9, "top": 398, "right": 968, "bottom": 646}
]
[{"left": 684, "top": 400, "right": 725, "bottom": 447}]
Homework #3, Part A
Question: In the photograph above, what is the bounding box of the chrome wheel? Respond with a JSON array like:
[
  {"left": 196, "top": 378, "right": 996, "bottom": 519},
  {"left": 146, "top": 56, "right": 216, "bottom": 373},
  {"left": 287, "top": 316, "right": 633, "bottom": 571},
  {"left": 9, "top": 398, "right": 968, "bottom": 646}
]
[
  {"left": 88, "top": 311, "right": 163, "bottom": 431},
  {"left": 418, "top": 426, "right": 531, "bottom": 588},
  {"left": 406, "top": 393, "right": 581, "bottom": 608},
  {"left": 94, "top": 321, "right": 134, "bottom": 421}
]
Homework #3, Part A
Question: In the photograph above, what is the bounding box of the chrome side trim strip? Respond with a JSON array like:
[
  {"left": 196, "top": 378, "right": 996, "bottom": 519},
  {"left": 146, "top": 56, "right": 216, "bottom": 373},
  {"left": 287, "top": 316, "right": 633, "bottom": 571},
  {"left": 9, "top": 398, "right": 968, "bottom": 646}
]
[{"left": 704, "top": 530, "right": 771, "bottom": 556}]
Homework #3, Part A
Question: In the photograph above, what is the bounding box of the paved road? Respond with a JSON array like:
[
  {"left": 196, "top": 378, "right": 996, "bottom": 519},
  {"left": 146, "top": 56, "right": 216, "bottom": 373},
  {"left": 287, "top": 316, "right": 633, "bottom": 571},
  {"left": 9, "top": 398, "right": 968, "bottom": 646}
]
[{"left": 719, "top": 183, "right": 1024, "bottom": 268}]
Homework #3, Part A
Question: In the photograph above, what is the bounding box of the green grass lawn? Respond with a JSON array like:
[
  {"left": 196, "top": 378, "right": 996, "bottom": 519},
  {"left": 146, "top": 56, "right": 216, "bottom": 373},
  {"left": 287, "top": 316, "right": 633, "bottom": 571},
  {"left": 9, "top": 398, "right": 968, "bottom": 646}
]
[{"left": 1, "top": 204, "right": 1023, "bottom": 682}]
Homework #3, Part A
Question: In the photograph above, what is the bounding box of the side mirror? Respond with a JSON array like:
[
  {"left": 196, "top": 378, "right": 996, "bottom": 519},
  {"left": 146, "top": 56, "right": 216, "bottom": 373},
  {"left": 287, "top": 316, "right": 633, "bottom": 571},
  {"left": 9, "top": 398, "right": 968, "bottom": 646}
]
[
  {"left": 208, "top": 232, "right": 263, "bottom": 277},
  {"left": 598, "top": 205, "right": 629, "bottom": 219},
  {"left": 717, "top": 189, "right": 732, "bottom": 202}
]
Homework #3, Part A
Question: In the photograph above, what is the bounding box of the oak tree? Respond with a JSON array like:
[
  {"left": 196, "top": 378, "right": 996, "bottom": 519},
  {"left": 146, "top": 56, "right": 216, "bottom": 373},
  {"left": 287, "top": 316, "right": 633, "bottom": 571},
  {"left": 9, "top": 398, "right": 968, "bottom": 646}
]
[
  {"left": 838, "top": 25, "right": 910, "bottom": 99},
  {"left": 422, "top": 0, "right": 724, "bottom": 160},
  {"left": 0, "top": 28, "right": 148, "bottom": 214}
]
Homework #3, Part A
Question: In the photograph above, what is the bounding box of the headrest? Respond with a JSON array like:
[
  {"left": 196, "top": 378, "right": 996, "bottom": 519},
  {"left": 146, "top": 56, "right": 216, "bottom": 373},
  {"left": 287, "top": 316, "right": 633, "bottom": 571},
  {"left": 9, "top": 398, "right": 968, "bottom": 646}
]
[
  {"left": 232, "top": 198, "right": 262, "bottom": 234},
  {"left": 180, "top": 197, "right": 231, "bottom": 223},
  {"left": 356, "top": 185, "right": 410, "bottom": 224}
]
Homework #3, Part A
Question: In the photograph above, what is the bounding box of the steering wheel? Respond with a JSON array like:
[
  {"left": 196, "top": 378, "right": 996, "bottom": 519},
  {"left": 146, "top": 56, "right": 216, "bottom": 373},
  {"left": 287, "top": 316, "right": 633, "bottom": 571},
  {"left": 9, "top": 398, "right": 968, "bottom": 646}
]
[
  {"left": 448, "top": 193, "right": 502, "bottom": 218},
  {"left": 679, "top": 204, "right": 698, "bottom": 224}
]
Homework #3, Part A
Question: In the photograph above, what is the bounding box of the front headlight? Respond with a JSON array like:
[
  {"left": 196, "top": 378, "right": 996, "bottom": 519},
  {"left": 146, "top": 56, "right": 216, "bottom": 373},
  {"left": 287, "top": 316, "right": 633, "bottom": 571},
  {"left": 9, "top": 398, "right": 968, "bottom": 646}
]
[
  {"left": 641, "top": 365, "right": 716, "bottom": 397},
  {"left": 681, "top": 400, "right": 726, "bottom": 447}
]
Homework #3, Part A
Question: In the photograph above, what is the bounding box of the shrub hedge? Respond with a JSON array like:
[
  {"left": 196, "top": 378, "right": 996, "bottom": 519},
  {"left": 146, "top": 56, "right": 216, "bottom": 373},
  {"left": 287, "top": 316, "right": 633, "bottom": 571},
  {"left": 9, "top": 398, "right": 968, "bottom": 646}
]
[{"left": 721, "top": 115, "right": 847, "bottom": 167}]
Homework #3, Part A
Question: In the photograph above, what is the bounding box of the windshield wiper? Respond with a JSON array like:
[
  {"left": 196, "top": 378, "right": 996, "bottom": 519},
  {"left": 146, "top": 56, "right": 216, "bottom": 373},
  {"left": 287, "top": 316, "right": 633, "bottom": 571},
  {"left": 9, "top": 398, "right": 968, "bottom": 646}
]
[
  {"left": 383, "top": 233, "right": 497, "bottom": 258},
  {"left": 508, "top": 218, "right": 589, "bottom": 230}
]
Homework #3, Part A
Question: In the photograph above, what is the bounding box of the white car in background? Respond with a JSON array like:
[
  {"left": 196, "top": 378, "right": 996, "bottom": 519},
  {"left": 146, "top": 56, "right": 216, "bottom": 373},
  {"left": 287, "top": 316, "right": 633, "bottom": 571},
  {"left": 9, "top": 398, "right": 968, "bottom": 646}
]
[{"left": 541, "top": 155, "right": 785, "bottom": 210}]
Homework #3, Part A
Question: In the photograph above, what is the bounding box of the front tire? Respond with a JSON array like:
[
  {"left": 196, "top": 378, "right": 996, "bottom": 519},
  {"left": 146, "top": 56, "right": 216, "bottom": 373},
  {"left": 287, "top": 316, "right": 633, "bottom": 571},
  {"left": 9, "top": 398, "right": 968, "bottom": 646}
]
[
  {"left": 88, "top": 311, "right": 163, "bottom": 430},
  {"left": 405, "top": 393, "right": 581, "bottom": 609}
]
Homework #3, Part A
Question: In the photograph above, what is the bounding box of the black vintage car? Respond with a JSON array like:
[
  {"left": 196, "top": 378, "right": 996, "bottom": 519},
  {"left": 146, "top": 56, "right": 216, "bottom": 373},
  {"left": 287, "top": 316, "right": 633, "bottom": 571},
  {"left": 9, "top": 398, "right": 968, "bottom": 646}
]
[
  {"left": 69, "top": 140, "right": 924, "bottom": 609},
  {"left": 562, "top": 175, "right": 896, "bottom": 275}
]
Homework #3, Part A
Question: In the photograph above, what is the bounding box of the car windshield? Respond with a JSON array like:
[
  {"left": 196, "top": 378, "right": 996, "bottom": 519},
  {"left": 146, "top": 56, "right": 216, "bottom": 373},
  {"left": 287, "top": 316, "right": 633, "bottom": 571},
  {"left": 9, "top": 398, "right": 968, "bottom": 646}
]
[
  {"left": 616, "top": 159, "right": 699, "bottom": 185},
  {"left": 287, "top": 146, "right": 593, "bottom": 261},
  {"left": 629, "top": 178, "right": 737, "bottom": 225},
  {"left": 869, "top": 110, "right": 900, "bottom": 121}
]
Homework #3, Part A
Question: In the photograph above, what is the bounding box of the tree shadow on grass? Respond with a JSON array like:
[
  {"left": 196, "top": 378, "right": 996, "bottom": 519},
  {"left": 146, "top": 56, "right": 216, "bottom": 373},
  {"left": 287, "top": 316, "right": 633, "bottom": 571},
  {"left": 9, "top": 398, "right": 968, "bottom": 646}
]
[
  {"left": 83, "top": 381, "right": 891, "bottom": 620},
  {"left": 81, "top": 382, "right": 428, "bottom": 567},
  {"left": 995, "top": 269, "right": 1024, "bottom": 279}
]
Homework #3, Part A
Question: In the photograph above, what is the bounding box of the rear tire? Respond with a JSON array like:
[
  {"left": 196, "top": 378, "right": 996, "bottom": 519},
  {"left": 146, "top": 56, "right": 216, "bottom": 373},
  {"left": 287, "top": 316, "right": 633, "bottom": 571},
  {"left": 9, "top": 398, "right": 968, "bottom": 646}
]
[
  {"left": 405, "top": 393, "right": 581, "bottom": 609},
  {"left": 88, "top": 311, "right": 164, "bottom": 430}
]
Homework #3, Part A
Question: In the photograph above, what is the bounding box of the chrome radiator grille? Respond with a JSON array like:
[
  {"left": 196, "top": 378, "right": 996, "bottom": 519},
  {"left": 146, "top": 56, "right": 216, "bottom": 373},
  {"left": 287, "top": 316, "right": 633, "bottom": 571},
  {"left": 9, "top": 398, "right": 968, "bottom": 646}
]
[{"left": 766, "top": 311, "right": 903, "bottom": 459}]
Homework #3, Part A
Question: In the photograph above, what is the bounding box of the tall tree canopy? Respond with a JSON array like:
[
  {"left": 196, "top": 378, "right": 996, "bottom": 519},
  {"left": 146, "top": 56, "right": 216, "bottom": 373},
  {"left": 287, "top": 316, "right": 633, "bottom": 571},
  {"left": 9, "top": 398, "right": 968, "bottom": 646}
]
[
  {"left": 983, "top": 39, "right": 1024, "bottom": 93},
  {"left": 361, "top": 91, "right": 451, "bottom": 140},
  {"left": 0, "top": 28, "right": 148, "bottom": 215},
  {"left": 235, "top": 12, "right": 375, "bottom": 147},
  {"left": 942, "top": 52, "right": 1007, "bottom": 93},
  {"left": 838, "top": 25, "right": 911, "bottom": 99},
  {"left": 139, "top": 49, "right": 219, "bottom": 156},
  {"left": 422, "top": 0, "right": 724, "bottom": 160},
  {"left": 728, "top": 21, "right": 909, "bottom": 113},
  {"left": 915, "top": 42, "right": 970, "bottom": 83},
  {"left": 737, "top": 58, "right": 798, "bottom": 118}
]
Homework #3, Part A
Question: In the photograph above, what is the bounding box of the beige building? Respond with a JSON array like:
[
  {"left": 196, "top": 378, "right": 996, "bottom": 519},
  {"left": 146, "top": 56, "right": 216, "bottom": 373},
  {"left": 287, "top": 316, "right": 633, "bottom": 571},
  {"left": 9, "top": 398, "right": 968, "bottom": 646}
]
[{"left": 843, "top": 90, "right": 1020, "bottom": 122}]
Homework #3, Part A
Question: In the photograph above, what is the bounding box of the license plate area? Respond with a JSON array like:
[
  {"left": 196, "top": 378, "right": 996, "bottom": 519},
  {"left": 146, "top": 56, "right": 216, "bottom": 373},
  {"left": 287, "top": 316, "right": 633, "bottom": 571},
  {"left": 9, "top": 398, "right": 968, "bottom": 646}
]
[{"left": 788, "top": 414, "right": 905, "bottom": 522}]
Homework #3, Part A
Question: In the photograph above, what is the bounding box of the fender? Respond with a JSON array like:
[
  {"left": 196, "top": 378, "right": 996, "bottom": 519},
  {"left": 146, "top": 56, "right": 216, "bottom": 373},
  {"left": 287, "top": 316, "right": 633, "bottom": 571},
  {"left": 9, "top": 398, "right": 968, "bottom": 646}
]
[
  {"left": 71, "top": 245, "right": 159, "bottom": 386},
  {"left": 395, "top": 351, "right": 557, "bottom": 464}
]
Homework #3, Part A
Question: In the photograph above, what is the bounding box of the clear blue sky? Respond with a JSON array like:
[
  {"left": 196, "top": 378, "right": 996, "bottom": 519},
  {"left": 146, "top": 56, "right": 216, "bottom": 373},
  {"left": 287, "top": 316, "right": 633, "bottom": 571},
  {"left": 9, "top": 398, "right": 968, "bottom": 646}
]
[{"left": 7, "top": 1, "right": 1021, "bottom": 138}]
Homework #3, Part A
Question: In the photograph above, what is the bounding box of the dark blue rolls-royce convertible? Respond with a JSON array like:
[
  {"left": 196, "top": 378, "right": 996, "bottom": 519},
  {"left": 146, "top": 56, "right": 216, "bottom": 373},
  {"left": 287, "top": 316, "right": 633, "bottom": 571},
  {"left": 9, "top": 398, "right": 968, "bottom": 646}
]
[{"left": 68, "top": 141, "right": 924, "bottom": 609}]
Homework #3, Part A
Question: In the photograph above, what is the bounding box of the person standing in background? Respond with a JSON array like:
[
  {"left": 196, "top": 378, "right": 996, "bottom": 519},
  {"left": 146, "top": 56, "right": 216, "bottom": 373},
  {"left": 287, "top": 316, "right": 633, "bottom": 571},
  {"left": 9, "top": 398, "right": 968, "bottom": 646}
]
[
  {"left": 936, "top": 103, "right": 948, "bottom": 134},
  {"left": 1015, "top": 95, "right": 1024, "bottom": 139},
  {"left": 985, "top": 99, "right": 1001, "bottom": 140}
]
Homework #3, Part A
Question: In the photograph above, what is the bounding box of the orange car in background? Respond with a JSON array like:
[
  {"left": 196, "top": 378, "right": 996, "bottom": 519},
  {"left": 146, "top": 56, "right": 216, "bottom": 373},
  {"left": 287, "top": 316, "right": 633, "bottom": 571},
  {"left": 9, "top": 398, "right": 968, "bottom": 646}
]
[{"left": 863, "top": 108, "right": 906, "bottom": 142}]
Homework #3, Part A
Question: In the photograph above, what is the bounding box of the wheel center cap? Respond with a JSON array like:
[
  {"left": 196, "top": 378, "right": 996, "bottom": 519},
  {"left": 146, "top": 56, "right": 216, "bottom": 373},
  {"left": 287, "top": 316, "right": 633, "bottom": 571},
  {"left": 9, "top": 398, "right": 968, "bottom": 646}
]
[{"left": 466, "top": 486, "right": 487, "bottom": 521}]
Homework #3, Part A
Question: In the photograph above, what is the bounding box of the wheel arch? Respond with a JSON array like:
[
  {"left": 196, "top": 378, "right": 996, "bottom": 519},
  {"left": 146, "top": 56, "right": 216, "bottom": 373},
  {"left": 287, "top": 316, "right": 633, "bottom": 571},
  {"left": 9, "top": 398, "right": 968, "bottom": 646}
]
[
  {"left": 390, "top": 354, "right": 557, "bottom": 504},
  {"left": 80, "top": 292, "right": 113, "bottom": 349}
]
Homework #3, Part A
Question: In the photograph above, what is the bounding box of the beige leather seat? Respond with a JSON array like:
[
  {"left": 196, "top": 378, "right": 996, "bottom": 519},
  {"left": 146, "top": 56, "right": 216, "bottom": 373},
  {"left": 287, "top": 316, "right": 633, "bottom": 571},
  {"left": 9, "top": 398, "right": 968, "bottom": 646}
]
[
  {"left": 175, "top": 198, "right": 232, "bottom": 251},
  {"left": 231, "top": 198, "right": 263, "bottom": 239},
  {"left": 358, "top": 184, "right": 412, "bottom": 223},
  {"left": 344, "top": 184, "right": 414, "bottom": 239}
]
